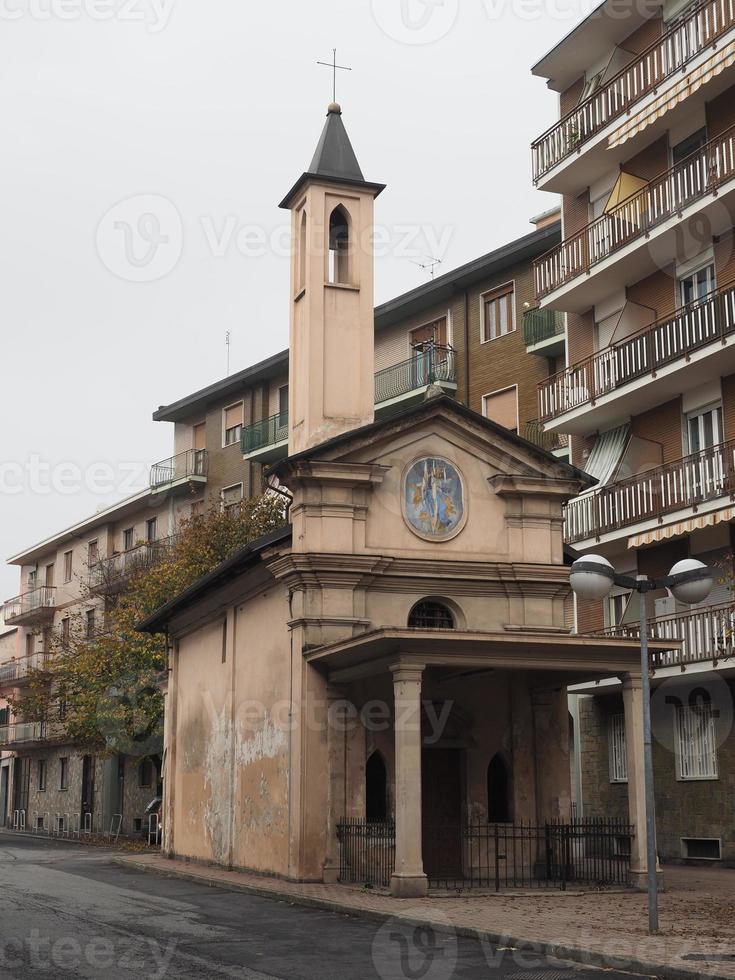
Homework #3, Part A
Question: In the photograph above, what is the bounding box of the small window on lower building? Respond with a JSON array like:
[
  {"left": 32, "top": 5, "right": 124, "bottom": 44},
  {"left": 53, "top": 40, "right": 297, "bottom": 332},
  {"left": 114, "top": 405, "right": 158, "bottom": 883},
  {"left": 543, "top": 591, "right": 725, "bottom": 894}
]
[
  {"left": 38, "top": 759, "right": 47, "bottom": 792},
  {"left": 608, "top": 713, "right": 628, "bottom": 783},
  {"left": 59, "top": 757, "right": 69, "bottom": 791},
  {"left": 675, "top": 701, "right": 718, "bottom": 779},
  {"left": 86, "top": 609, "right": 96, "bottom": 640},
  {"left": 681, "top": 837, "right": 721, "bottom": 860},
  {"left": 138, "top": 758, "right": 153, "bottom": 788},
  {"left": 408, "top": 600, "right": 454, "bottom": 630},
  {"left": 222, "top": 484, "right": 243, "bottom": 516}
]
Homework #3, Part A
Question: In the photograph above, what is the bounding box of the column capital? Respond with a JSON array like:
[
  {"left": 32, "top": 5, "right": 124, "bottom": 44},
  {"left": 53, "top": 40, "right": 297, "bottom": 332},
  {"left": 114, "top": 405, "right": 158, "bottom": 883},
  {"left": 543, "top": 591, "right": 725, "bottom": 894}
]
[
  {"left": 390, "top": 660, "right": 425, "bottom": 685},
  {"left": 620, "top": 672, "right": 644, "bottom": 692}
]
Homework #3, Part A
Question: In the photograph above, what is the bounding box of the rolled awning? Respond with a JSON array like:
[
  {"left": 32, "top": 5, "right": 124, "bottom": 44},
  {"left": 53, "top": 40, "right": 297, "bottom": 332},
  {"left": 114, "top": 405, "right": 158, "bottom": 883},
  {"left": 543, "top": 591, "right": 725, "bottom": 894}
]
[
  {"left": 609, "top": 40, "right": 735, "bottom": 148},
  {"left": 628, "top": 506, "right": 735, "bottom": 548}
]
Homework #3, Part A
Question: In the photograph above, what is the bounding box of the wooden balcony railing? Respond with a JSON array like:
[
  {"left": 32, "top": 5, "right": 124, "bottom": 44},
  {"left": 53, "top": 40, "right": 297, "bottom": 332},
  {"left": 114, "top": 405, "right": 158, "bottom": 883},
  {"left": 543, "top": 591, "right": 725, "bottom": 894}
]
[
  {"left": 596, "top": 602, "right": 735, "bottom": 670},
  {"left": 539, "top": 280, "right": 735, "bottom": 422},
  {"left": 150, "top": 449, "right": 208, "bottom": 489},
  {"left": 4, "top": 586, "right": 57, "bottom": 626},
  {"left": 565, "top": 438, "right": 735, "bottom": 543},
  {"left": 534, "top": 125, "right": 735, "bottom": 300},
  {"left": 532, "top": 0, "right": 735, "bottom": 182},
  {"left": 523, "top": 308, "right": 565, "bottom": 348},
  {"left": 523, "top": 420, "right": 570, "bottom": 453}
]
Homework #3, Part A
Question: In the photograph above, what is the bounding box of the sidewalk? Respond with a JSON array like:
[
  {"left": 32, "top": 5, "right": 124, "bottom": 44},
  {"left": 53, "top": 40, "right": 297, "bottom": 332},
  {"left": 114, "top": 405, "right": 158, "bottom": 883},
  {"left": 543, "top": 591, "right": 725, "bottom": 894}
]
[{"left": 115, "top": 853, "right": 735, "bottom": 980}]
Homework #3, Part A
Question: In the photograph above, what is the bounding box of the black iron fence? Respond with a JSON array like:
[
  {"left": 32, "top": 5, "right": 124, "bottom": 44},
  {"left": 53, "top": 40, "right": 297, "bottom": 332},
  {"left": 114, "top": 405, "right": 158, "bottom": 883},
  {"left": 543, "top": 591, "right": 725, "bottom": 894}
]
[{"left": 337, "top": 817, "right": 632, "bottom": 891}]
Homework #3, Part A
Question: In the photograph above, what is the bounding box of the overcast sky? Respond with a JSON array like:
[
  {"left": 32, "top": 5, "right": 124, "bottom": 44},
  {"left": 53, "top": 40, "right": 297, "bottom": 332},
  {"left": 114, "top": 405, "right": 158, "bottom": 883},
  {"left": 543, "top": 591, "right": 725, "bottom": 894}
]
[{"left": 0, "top": 0, "right": 594, "bottom": 597}]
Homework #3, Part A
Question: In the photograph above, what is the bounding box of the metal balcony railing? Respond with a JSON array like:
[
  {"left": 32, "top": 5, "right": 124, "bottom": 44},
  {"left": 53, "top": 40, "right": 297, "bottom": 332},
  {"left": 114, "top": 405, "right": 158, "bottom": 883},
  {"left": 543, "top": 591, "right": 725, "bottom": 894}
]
[
  {"left": 150, "top": 449, "right": 208, "bottom": 489},
  {"left": 4, "top": 587, "right": 57, "bottom": 625},
  {"left": 0, "top": 653, "right": 50, "bottom": 686},
  {"left": 523, "top": 420, "right": 570, "bottom": 453},
  {"left": 565, "top": 438, "right": 735, "bottom": 543},
  {"left": 534, "top": 125, "right": 735, "bottom": 300},
  {"left": 374, "top": 345, "right": 456, "bottom": 404},
  {"left": 539, "top": 280, "right": 735, "bottom": 423},
  {"left": 88, "top": 537, "right": 175, "bottom": 590},
  {"left": 595, "top": 602, "right": 735, "bottom": 670},
  {"left": 523, "top": 309, "right": 565, "bottom": 348},
  {"left": 0, "top": 721, "right": 47, "bottom": 745},
  {"left": 532, "top": 0, "right": 735, "bottom": 182},
  {"left": 241, "top": 347, "right": 457, "bottom": 455}
]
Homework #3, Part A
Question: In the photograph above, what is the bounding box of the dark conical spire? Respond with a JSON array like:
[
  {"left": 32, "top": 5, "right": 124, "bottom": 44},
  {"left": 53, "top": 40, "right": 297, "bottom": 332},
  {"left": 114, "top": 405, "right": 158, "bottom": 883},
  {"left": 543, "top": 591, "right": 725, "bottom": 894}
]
[
  {"left": 279, "top": 103, "right": 385, "bottom": 209},
  {"left": 308, "top": 103, "right": 365, "bottom": 182}
]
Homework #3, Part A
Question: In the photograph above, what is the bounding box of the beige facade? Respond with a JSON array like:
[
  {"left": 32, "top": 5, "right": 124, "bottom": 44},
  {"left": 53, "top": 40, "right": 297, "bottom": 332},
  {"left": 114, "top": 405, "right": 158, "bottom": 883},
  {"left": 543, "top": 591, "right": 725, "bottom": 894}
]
[{"left": 531, "top": 0, "right": 735, "bottom": 861}]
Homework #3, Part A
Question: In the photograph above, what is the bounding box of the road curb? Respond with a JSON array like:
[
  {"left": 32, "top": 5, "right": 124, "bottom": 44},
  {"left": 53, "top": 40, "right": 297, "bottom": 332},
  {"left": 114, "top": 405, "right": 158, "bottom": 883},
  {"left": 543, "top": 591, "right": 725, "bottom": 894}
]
[{"left": 112, "top": 855, "right": 732, "bottom": 980}]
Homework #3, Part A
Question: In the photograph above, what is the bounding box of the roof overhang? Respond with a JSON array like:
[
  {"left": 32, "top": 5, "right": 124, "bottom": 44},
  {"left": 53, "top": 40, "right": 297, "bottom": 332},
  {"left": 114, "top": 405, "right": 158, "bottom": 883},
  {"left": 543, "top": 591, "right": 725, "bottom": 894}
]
[
  {"left": 279, "top": 172, "right": 386, "bottom": 211},
  {"left": 304, "top": 626, "right": 676, "bottom": 684},
  {"left": 531, "top": 0, "right": 663, "bottom": 92}
]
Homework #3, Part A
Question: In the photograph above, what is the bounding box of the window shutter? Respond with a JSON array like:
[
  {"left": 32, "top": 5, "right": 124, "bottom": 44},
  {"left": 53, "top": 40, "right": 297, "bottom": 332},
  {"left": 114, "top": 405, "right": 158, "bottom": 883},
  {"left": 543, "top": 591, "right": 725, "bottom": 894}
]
[
  {"left": 225, "top": 404, "right": 243, "bottom": 429},
  {"left": 484, "top": 388, "right": 518, "bottom": 431}
]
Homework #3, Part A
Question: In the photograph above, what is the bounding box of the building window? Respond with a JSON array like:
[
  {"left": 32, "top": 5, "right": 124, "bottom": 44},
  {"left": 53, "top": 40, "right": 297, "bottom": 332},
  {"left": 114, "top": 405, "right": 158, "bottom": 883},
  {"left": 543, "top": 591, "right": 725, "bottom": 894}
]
[
  {"left": 61, "top": 618, "right": 70, "bottom": 647},
  {"left": 298, "top": 209, "right": 307, "bottom": 292},
  {"left": 59, "top": 758, "right": 69, "bottom": 791},
  {"left": 409, "top": 317, "right": 448, "bottom": 351},
  {"left": 222, "top": 484, "right": 243, "bottom": 516},
  {"left": 88, "top": 540, "right": 99, "bottom": 566},
  {"left": 123, "top": 528, "right": 134, "bottom": 552},
  {"left": 408, "top": 600, "right": 454, "bottom": 630},
  {"left": 278, "top": 385, "right": 289, "bottom": 426},
  {"left": 481, "top": 283, "right": 515, "bottom": 342},
  {"left": 608, "top": 591, "right": 632, "bottom": 628},
  {"left": 63, "top": 551, "right": 73, "bottom": 583},
  {"left": 45, "top": 563, "right": 55, "bottom": 588},
  {"left": 366, "top": 751, "right": 388, "bottom": 823},
  {"left": 193, "top": 422, "right": 207, "bottom": 475},
  {"left": 86, "top": 609, "right": 96, "bottom": 640},
  {"left": 138, "top": 758, "right": 153, "bottom": 788},
  {"left": 608, "top": 713, "right": 628, "bottom": 783},
  {"left": 328, "top": 205, "right": 350, "bottom": 284},
  {"left": 687, "top": 404, "right": 723, "bottom": 454},
  {"left": 223, "top": 403, "right": 244, "bottom": 447},
  {"left": 679, "top": 263, "right": 715, "bottom": 306},
  {"left": 672, "top": 127, "right": 707, "bottom": 166},
  {"left": 482, "top": 385, "right": 518, "bottom": 434},
  {"left": 25, "top": 633, "right": 35, "bottom": 659},
  {"left": 146, "top": 518, "right": 158, "bottom": 543},
  {"left": 676, "top": 700, "right": 718, "bottom": 780},
  {"left": 28, "top": 569, "right": 37, "bottom": 590},
  {"left": 487, "top": 754, "right": 511, "bottom": 822},
  {"left": 58, "top": 698, "right": 67, "bottom": 722},
  {"left": 38, "top": 760, "right": 46, "bottom": 792}
]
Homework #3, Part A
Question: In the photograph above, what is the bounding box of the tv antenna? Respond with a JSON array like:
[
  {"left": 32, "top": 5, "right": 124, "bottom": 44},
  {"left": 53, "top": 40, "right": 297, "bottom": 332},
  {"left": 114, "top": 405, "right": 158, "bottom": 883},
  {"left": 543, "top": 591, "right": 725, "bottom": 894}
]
[
  {"left": 411, "top": 256, "right": 443, "bottom": 280},
  {"left": 225, "top": 331, "right": 231, "bottom": 376}
]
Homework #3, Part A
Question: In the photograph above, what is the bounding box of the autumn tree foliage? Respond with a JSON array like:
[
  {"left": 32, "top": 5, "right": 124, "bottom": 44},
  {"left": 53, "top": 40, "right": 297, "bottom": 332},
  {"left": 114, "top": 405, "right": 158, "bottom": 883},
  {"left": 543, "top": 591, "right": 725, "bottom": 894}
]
[{"left": 10, "top": 492, "right": 287, "bottom": 756}]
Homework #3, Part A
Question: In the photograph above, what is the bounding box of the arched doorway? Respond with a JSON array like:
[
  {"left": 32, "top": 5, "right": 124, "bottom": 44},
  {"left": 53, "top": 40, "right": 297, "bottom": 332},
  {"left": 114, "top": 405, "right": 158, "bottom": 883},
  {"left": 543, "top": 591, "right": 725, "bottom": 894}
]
[{"left": 366, "top": 751, "right": 388, "bottom": 823}]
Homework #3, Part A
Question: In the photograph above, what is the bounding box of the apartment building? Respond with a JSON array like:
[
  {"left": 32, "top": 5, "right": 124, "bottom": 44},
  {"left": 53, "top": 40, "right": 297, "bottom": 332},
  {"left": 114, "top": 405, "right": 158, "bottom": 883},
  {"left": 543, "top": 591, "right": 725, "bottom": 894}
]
[
  {"left": 531, "top": 0, "right": 735, "bottom": 862},
  {"left": 0, "top": 607, "right": 16, "bottom": 826},
  {"left": 154, "top": 212, "right": 566, "bottom": 477},
  {"left": 2, "top": 210, "right": 563, "bottom": 835}
]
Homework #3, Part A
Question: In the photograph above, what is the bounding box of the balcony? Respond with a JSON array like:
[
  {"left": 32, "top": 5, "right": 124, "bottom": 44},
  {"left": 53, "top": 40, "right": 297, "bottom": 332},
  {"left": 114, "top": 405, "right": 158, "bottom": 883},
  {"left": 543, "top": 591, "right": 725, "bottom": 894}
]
[
  {"left": 0, "top": 653, "right": 50, "bottom": 689},
  {"left": 523, "top": 420, "right": 570, "bottom": 458},
  {"left": 596, "top": 603, "right": 735, "bottom": 672},
  {"left": 565, "top": 438, "right": 735, "bottom": 546},
  {"left": 532, "top": 0, "right": 735, "bottom": 190},
  {"left": 523, "top": 308, "right": 566, "bottom": 356},
  {"left": 534, "top": 125, "right": 735, "bottom": 312},
  {"left": 150, "top": 449, "right": 208, "bottom": 492},
  {"left": 4, "top": 587, "right": 57, "bottom": 627},
  {"left": 539, "top": 281, "right": 735, "bottom": 434},
  {"left": 88, "top": 537, "right": 175, "bottom": 594},
  {"left": 241, "top": 347, "right": 458, "bottom": 463},
  {"left": 0, "top": 721, "right": 54, "bottom": 748}
]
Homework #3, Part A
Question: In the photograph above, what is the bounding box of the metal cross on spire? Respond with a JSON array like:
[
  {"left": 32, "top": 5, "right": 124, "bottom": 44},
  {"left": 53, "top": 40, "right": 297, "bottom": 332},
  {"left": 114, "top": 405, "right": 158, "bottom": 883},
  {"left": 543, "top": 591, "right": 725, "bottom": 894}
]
[{"left": 317, "top": 48, "right": 352, "bottom": 103}]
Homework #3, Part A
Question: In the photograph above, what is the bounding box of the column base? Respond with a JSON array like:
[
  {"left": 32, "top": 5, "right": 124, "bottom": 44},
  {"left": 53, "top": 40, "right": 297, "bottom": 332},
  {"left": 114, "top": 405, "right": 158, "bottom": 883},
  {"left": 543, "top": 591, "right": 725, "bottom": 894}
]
[
  {"left": 322, "top": 861, "right": 340, "bottom": 884},
  {"left": 390, "top": 873, "right": 429, "bottom": 898},
  {"left": 629, "top": 869, "right": 665, "bottom": 892}
]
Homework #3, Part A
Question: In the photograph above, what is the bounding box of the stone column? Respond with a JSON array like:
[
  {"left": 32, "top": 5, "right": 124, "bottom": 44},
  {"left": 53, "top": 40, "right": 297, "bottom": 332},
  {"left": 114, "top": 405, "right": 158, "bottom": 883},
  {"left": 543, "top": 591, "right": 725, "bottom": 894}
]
[
  {"left": 323, "top": 684, "right": 348, "bottom": 883},
  {"left": 531, "top": 687, "right": 572, "bottom": 823},
  {"left": 622, "top": 673, "right": 661, "bottom": 889},
  {"left": 390, "top": 662, "right": 427, "bottom": 898}
]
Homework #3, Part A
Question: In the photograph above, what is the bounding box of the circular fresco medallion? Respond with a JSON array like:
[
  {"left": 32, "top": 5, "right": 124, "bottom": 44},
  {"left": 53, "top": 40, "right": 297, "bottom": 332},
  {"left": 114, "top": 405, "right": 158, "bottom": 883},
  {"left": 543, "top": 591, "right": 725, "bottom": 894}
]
[{"left": 403, "top": 457, "right": 465, "bottom": 541}]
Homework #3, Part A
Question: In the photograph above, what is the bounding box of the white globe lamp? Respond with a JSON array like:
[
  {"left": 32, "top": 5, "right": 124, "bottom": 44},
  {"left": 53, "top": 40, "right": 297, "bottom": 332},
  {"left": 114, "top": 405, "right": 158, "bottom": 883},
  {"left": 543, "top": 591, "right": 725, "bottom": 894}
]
[
  {"left": 570, "top": 554, "right": 615, "bottom": 601},
  {"left": 669, "top": 558, "right": 713, "bottom": 606}
]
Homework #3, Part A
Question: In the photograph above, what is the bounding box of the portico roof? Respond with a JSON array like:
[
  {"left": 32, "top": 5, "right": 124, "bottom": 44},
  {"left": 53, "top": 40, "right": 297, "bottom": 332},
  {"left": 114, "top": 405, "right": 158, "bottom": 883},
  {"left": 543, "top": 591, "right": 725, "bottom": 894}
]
[{"left": 304, "top": 627, "right": 680, "bottom": 686}]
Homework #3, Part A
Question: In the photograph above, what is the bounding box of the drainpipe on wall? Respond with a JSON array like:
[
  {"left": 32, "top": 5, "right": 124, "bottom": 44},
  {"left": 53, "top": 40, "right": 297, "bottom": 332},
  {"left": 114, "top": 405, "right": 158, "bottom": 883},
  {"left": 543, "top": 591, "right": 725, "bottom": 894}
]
[{"left": 463, "top": 287, "right": 470, "bottom": 407}]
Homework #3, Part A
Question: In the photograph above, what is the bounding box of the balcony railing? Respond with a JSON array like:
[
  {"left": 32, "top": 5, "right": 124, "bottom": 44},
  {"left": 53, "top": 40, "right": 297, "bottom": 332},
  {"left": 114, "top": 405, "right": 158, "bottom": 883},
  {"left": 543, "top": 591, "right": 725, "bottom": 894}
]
[
  {"left": 150, "top": 449, "right": 208, "bottom": 489},
  {"left": 374, "top": 345, "right": 456, "bottom": 404},
  {"left": 0, "top": 721, "right": 47, "bottom": 746},
  {"left": 524, "top": 420, "right": 570, "bottom": 454},
  {"left": 4, "top": 587, "right": 57, "bottom": 626},
  {"left": 523, "top": 308, "right": 565, "bottom": 348},
  {"left": 565, "top": 438, "right": 735, "bottom": 543},
  {"left": 88, "top": 537, "right": 175, "bottom": 591},
  {"left": 0, "top": 653, "right": 50, "bottom": 686},
  {"left": 534, "top": 125, "right": 735, "bottom": 300},
  {"left": 539, "top": 281, "right": 735, "bottom": 423},
  {"left": 596, "top": 602, "right": 735, "bottom": 670},
  {"left": 241, "top": 347, "right": 458, "bottom": 456},
  {"left": 532, "top": 0, "right": 735, "bottom": 182},
  {"left": 242, "top": 412, "right": 289, "bottom": 455}
]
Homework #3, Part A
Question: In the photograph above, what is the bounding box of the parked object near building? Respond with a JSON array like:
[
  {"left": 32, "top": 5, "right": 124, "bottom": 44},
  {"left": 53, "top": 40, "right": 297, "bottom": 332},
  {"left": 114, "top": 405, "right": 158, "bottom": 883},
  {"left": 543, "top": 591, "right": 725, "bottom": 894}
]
[{"left": 531, "top": 0, "right": 735, "bottom": 864}]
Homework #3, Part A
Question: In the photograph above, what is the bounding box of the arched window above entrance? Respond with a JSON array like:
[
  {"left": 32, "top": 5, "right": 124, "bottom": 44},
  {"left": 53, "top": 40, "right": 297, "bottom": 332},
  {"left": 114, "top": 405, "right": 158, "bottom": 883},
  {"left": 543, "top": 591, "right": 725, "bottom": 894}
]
[{"left": 408, "top": 600, "right": 454, "bottom": 630}]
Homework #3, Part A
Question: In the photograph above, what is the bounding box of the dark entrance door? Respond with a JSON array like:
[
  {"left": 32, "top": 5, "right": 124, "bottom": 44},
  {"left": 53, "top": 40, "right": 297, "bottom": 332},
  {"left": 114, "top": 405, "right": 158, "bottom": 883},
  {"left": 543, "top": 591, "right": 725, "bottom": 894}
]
[
  {"left": 0, "top": 766, "right": 8, "bottom": 826},
  {"left": 421, "top": 748, "right": 463, "bottom": 880},
  {"left": 12, "top": 758, "right": 30, "bottom": 814},
  {"left": 81, "top": 755, "right": 94, "bottom": 828}
]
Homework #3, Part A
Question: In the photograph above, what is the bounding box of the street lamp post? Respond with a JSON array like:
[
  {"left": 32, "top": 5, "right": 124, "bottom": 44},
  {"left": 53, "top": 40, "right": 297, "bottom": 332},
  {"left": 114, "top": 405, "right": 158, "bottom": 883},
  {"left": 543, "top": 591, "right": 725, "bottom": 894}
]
[{"left": 570, "top": 555, "right": 712, "bottom": 935}]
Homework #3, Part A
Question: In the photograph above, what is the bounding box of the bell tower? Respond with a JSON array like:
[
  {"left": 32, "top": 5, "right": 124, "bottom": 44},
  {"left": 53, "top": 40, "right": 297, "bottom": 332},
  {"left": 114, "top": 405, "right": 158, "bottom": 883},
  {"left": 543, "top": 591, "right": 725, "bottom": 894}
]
[{"left": 279, "top": 103, "right": 386, "bottom": 454}]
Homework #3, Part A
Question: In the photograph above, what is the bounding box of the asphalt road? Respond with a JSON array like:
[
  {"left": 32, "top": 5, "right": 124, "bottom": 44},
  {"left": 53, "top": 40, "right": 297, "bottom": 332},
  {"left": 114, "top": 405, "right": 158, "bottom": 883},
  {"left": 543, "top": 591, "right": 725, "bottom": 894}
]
[{"left": 0, "top": 832, "right": 649, "bottom": 980}]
